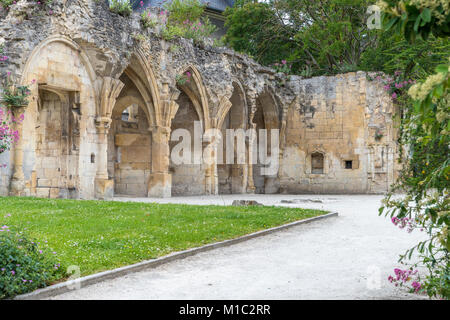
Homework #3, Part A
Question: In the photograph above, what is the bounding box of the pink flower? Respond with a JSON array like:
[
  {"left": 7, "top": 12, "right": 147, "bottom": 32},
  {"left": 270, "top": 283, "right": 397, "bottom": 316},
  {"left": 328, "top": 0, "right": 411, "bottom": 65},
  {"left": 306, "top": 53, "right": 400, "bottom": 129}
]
[
  {"left": 281, "top": 60, "right": 287, "bottom": 65},
  {"left": 411, "top": 281, "right": 421, "bottom": 292},
  {"left": 392, "top": 92, "right": 397, "bottom": 99}
]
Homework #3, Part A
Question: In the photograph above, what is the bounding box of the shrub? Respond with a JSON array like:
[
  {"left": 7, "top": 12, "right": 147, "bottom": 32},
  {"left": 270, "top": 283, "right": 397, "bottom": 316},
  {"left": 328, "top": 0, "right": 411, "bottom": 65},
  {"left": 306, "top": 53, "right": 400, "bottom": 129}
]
[
  {"left": 141, "top": 9, "right": 158, "bottom": 29},
  {"left": 0, "top": 225, "right": 65, "bottom": 299},
  {"left": 109, "top": 0, "right": 132, "bottom": 17},
  {"left": 160, "top": 0, "right": 216, "bottom": 44},
  {"left": 0, "top": 0, "right": 14, "bottom": 10},
  {"left": 165, "top": 0, "right": 205, "bottom": 25},
  {"left": 175, "top": 71, "right": 192, "bottom": 86}
]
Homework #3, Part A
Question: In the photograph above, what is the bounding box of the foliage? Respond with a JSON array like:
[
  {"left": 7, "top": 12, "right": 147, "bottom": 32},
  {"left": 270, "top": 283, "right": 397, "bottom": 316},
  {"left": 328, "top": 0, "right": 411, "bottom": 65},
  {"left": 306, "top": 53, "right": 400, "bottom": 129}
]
[
  {"left": 0, "top": 0, "right": 14, "bottom": 10},
  {"left": 161, "top": 0, "right": 216, "bottom": 44},
  {"left": 175, "top": 71, "right": 191, "bottom": 85},
  {"left": 224, "top": 0, "right": 295, "bottom": 70},
  {"left": 0, "top": 196, "right": 327, "bottom": 276},
  {"left": 360, "top": 32, "right": 450, "bottom": 78},
  {"left": 271, "top": 59, "right": 292, "bottom": 75},
  {"left": 378, "top": 0, "right": 450, "bottom": 299},
  {"left": 1, "top": 77, "right": 31, "bottom": 107},
  {"left": 164, "top": 0, "right": 205, "bottom": 25},
  {"left": 0, "top": 0, "right": 53, "bottom": 12},
  {"left": 141, "top": 9, "right": 158, "bottom": 29},
  {"left": 0, "top": 107, "right": 21, "bottom": 155},
  {"left": 378, "top": 0, "right": 450, "bottom": 42},
  {"left": 109, "top": 0, "right": 132, "bottom": 17},
  {"left": 224, "top": 0, "right": 378, "bottom": 76},
  {"left": 0, "top": 225, "right": 65, "bottom": 299},
  {"left": 139, "top": 2, "right": 167, "bottom": 30},
  {"left": 0, "top": 48, "right": 26, "bottom": 157}
]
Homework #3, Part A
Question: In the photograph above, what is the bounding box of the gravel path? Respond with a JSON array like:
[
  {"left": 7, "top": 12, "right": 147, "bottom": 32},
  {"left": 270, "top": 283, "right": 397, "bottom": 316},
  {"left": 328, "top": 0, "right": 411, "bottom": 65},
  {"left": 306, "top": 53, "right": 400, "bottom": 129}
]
[{"left": 49, "top": 194, "right": 426, "bottom": 300}]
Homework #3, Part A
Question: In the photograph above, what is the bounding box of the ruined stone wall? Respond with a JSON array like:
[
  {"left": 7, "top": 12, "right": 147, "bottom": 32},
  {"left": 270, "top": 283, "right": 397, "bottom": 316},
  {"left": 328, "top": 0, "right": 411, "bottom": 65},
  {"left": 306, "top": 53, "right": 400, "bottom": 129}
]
[
  {"left": 0, "top": 0, "right": 399, "bottom": 199},
  {"left": 280, "top": 72, "right": 399, "bottom": 194}
]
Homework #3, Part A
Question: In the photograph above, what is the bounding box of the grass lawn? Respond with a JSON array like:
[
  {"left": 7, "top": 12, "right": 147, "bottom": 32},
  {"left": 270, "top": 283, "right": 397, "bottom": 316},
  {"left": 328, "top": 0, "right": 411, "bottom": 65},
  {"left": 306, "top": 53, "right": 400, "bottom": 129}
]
[{"left": 0, "top": 197, "right": 327, "bottom": 277}]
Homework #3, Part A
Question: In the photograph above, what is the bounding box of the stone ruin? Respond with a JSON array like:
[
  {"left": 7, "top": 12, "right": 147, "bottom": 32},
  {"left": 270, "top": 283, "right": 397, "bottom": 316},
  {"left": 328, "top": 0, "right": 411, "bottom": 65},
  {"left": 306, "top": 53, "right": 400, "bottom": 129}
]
[{"left": 0, "top": 1, "right": 401, "bottom": 199}]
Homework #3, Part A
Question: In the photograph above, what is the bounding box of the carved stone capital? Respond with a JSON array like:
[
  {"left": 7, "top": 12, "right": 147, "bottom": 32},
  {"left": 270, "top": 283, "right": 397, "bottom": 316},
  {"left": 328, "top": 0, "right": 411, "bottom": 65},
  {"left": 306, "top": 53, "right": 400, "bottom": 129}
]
[{"left": 95, "top": 76, "right": 124, "bottom": 120}]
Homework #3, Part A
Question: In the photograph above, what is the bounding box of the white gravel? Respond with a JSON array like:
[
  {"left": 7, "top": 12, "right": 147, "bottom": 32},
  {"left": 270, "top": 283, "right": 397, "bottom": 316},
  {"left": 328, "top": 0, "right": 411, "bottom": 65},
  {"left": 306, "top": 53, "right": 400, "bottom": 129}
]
[{"left": 49, "top": 194, "right": 427, "bottom": 300}]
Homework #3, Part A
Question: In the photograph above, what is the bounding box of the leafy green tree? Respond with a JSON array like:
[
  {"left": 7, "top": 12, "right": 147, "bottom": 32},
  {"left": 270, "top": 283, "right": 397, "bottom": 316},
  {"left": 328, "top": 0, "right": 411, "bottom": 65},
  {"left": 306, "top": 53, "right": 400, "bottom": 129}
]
[
  {"left": 359, "top": 32, "right": 450, "bottom": 78},
  {"left": 378, "top": 0, "right": 450, "bottom": 299},
  {"left": 224, "top": 0, "right": 294, "bottom": 67},
  {"left": 224, "top": 0, "right": 378, "bottom": 75}
]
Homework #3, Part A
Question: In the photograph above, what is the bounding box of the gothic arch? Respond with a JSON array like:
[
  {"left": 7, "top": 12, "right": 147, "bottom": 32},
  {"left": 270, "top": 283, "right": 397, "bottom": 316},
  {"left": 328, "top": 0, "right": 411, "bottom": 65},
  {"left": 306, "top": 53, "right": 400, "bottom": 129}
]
[
  {"left": 217, "top": 80, "right": 247, "bottom": 130},
  {"left": 20, "top": 35, "right": 97, "bottom": 86},
  {"left": 176, "top": 64, "right": 210, "bottom": 131}
]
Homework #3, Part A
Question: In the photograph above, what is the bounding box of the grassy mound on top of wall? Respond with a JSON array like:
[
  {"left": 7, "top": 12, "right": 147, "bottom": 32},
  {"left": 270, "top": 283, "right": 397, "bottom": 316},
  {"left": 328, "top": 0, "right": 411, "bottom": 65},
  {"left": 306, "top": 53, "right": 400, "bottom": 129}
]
[{"left": 0, "top": 196, "right": 326, "bottom": 277}]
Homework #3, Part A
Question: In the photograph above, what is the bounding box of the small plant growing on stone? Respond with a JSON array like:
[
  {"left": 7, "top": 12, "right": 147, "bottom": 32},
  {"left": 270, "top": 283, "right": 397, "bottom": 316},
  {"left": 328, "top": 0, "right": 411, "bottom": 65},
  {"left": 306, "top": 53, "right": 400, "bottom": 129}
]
[
  {"left": 0, "top": 106, "right": 21, "bottom": 155},
  {"left": 212, "top": 37, "right": 226, "bottom": 48},
  {"left": 374, "top": 128, "right": 383, "bottom": 141},
  {"left": 300, "top": 65, "right": 313, "bottom": 78},
  {"left": 175, "top": 71, "right": 192, "bottom": 86},
  {"left": 139, "top": 2, "right": 165, "bottom": 29},
  {"left": 160, "top": 0, "right": 217, "bottom": 45},
  {"left": 271, "top": 60, "right": 292, "bottom": 75},
  {"left": 132, "top": 33, "right": 146, "bottom": 42},
  {"left": 169, "top": 44, "right": 180, "bottom": 53},
  {"left": 1, "top": 73, "right": 32, "bottom": 107},
  {"left": 0, "top": 0, "right": 14, "bottom": 11},
  {"left": 109, "top": 0, "right": 132, "bottom": 17}
]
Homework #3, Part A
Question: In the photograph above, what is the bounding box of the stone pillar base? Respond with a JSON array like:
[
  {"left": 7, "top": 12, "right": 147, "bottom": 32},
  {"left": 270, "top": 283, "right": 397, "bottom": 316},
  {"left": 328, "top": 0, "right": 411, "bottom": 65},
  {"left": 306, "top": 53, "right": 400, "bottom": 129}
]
[
  {"left": 95, "top": 178, "right": 114, "bottom": 200},
  {"left": 148, "top": 172, "right": 171, "bottom": 198},
  {"left": 10, "top": 179, "right": 25, "bottom": 196}
]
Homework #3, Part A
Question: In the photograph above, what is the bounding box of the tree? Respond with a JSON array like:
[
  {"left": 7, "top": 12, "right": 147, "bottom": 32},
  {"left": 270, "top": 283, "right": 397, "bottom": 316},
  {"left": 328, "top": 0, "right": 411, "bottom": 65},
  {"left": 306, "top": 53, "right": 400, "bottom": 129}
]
[{"left": 224, "top": 0, "right": 378, "bottom": 76}]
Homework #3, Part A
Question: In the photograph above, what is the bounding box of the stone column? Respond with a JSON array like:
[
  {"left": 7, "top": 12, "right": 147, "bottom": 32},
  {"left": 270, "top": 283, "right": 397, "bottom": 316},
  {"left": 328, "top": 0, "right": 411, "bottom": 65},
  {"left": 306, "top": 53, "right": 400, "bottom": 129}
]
[
  {"left": 203, "top": 133, "right": 219, "bottom": 195},
  {"left": 94, "top": 117, "right": 114, "bottom": 200},
  {"left": 246, "top": 98, "right": 257, "bottom": 193},
  {"left": 94, "top": 77, "right": 124, "bottom": 200},
  {"left": 148, "top": 125, "right": 172, "bottom": 198},
  {"left": 9, "top": 106, "right": 26, "bottom": 196}
]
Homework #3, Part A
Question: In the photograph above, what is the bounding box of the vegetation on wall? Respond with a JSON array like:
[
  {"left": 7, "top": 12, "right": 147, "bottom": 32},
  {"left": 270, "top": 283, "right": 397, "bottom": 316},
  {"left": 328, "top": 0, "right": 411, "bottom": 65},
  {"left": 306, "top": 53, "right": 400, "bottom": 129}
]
[
  {"left": 109, "top": 0, "right": 133, "bottom": 16},
  {"left": 0, "top": 46, "right": 26, "bottom": 156},
  {"left": 161, "top": 0, "right": 216, "bottom": 44}
]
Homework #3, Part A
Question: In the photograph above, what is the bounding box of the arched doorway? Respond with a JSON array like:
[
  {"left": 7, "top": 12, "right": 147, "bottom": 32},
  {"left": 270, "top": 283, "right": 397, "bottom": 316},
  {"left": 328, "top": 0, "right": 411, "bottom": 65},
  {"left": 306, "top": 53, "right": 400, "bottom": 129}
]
[
  {"left": 170, "top": 66, "right": 209, "bottom": 196},
  {"left": 253, "top": 89, "right": 280, "bottom": 194},
  {"left": 218, "top": 82, "right": 247, "bottom": 194},
  {"left": 170, "top": 90, "right": 205, "bottom": 196},
  {"left": 108, "top": 72, "right": 152, "bottom": 197},
  {"left": 35, "top": 87, "right": 81, "bottom": 198}
]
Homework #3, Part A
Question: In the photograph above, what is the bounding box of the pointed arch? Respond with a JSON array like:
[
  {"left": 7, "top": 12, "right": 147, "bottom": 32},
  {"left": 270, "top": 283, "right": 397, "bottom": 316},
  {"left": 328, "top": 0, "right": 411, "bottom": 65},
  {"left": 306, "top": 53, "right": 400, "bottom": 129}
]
[
  {"left": 176, "top": 64, "right": 210, "bottom": 131},
  {"left": 120, "top": 50, "right": 162, "bottom": 128},
  {"left": 255, "top": 86, "right": 280, "bottom": 130},
  {"left": 217, "top": 80, "right": 247, "bottom": 130}
]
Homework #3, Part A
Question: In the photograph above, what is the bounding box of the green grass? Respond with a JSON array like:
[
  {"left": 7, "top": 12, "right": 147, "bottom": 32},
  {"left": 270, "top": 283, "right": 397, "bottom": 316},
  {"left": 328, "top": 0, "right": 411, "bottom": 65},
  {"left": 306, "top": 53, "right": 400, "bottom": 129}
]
[{"left": 0, "top": 197, "right": 326, "bottom": 277}]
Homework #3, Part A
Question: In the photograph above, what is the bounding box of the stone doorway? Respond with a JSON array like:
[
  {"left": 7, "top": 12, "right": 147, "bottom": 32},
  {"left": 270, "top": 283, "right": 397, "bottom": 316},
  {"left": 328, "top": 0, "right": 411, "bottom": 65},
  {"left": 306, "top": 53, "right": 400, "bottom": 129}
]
[
  {"left": 34, "top": 87, "right": 81, "bottom": 198},
  {"left": 218, "top": 82, "right": 248, "bottom": 194}
]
